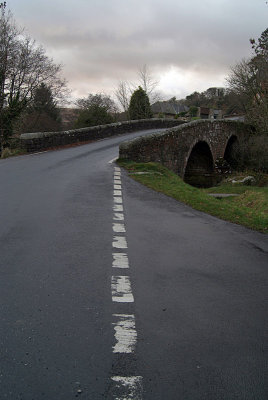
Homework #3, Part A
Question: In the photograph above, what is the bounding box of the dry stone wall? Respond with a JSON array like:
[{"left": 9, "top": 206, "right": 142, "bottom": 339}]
[{"left": 20, "top": 119, "right": 184, "bottom": 153}]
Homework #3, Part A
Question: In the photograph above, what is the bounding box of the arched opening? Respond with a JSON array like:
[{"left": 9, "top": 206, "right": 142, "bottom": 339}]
[
  {"left": 224, "top": 135, "right": 238, "bottom": 169},
  {"left": 184, "top": 141, "right": 214, "bottom": 188}
]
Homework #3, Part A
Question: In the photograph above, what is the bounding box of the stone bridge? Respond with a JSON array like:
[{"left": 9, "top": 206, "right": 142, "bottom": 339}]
[{"left": 119, "top": 120, "right": 253, "bottom": 187}]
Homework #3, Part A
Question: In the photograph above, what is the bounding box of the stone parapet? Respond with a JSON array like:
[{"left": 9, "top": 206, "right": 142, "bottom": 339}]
[{"left": 20, "top": 119, "right": 184, "bottom": 153}]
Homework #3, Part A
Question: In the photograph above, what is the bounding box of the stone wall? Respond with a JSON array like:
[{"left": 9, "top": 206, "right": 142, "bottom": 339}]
[
  {"left": 119, "top": 120, "right": 253, "bottom": 178},
  {"left": 20, "top": 119, "right": 184, "bottom": 153}
]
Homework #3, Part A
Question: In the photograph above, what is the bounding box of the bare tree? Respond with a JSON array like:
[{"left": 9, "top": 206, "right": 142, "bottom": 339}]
[
  {"left": 114, "top": 65, "right": 161, "bottom": 118},
  {"left": 0, "top": 5, "right": 68, "bottom": 149},
  {"left": 226, "top": 28, "right": 268, "bottom": 134},
  {"left": 138, "top": 64, "right": 161, "bottom": 103},
  {"left": 114, "top": 80, "right": 131, "bottom": 114}
]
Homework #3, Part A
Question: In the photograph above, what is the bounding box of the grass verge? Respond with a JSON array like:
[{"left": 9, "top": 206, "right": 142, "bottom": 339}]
[
  {"left": 1, "top": 147, "right": 27, "bottom": 159},
  {"left": 117, "top": 159, "right": 268, "bottom": 233}
]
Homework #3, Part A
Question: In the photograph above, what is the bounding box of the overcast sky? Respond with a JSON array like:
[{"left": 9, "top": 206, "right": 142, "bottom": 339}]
[{"left": 7, "top": 0, "right": 268, "bottom": 104}]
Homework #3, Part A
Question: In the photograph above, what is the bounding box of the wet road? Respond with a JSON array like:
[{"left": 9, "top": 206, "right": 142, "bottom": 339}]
[{"left": 0, "top": 129, "right": 267, "bottom": 399}]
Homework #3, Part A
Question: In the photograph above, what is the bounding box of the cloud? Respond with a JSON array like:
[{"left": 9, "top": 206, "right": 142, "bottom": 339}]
[{"left": 9, "top": 0, "right": 268, "bottom": 100}]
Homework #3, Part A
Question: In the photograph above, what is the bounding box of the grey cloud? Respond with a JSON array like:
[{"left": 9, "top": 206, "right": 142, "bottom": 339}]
[{"left": 10, "top": 0, "right": 268, "bottom": 99}]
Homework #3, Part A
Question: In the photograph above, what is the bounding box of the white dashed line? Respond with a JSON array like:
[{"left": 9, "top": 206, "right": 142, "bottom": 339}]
[
  {"left": 113, "top": 223, "right": 126, "bottom": 233},
  {"left": 113, "top": 212, "right": 124, "bottom": 221},
  {"left": 110, "top": 166, "right": 143, "bottom": 399},
  {"left": 112, "top": 253, "right": 129, "bottom": 268},
  {"left": 114, "top": 196, "right": 123, "bottom": 204},
  {"left": 110, "top": 376, "right": 143, "bottom": 400},
  {"left": 113, "top": 236, "right": 128, "bottom": 249},
  {"left": 112, "top": 314, "right": 137, "bottom": 353},
  {"left": 111, "top": 276, "right": 134, "bottom": 302},
  {"left": 113, "top": 204, "right": 124, "bottom": 212}
]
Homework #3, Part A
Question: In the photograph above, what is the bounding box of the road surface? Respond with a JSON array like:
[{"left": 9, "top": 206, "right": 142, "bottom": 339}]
[{"left": 0, "top": 129, "right": 267, "bottom": 399}]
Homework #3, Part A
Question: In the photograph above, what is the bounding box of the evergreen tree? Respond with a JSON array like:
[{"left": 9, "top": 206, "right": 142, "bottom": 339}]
[
  {"left": 16, "top": 83, "right": 62, "bottom": 133},
  {"left": 31, "top": 83, "right": 60, "bottom": 121},
  {"left": 128, "top": 86, "right": 152, "bottom": 120}
]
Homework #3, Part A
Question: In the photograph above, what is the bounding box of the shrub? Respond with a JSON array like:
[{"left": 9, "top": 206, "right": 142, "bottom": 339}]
[{"left": 75, "top": 105, "right": 114, "bottom": 128}]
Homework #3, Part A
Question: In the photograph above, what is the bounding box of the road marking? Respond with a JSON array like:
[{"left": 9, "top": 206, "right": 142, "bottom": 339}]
[
  {"left": 111, "top": 276, "right": 134, "bottom": 302},
  {"left": 114, "top": 212, "right": 124, "bottom": 221},
  {"left": 112, "top": 253, "right": 129, "bottom": 268},
  {"left": 113, "top": 190, "right": 122, "bottom": 196},
  {"left": 112, "top": 314, "right": 137, "bottom": 353},
  {"left": 113, "top": 204, "right": 123, "bottom": 212},
  {"left": 113, "top": 223, "right": 126, "bottom": 233},
  {"left": 114, "top": 196, "right": 123, "bottom": 204},
  {"left": 113, "top": 236, "right": 127, "bottom": 249},
  {"left": 110, "top": 376, "right": 143, "bottom": 400},
  {"left": 114, "top": 184, "right": 122, "bottom": 190},
  {"left": 110, "top": 166, "right": 143, "bottom": 398},
  {"left": 108, "top": 157, "right": 118, "bottom": 164}
]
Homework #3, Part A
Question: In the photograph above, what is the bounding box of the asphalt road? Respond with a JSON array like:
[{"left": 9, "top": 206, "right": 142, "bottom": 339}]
[{"left": 0, "top": 129, "right": 267, "bottom": 400}]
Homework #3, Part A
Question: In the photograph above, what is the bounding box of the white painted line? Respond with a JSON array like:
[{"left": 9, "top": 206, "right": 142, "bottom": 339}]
[
  {"left": 113, "top": 236, "right": 127, "bottom": 249},
  {"left": 114, "top": 184, "right": 122, "bottom": 190},
  {"left": 114, "top": 197, "right": 123, "bottom": 204},
  {"left": 27, "top": 150, "right": 50, "bottom": 156},
  {"left": 114, "top": 167, "right": 121, "bottom": 172},
  {"left": 112, "top": 314, "right": 137, "bottom": 353},
  {"left": 108, "top": 157, "right": 118, "bottom": 164},
  {"left": 114, "top": 212, "right": 124, "bottom": 221},
  {"left": 111, "top": 376, "right": 143, "bottom": 399},
  {"left": 114, "top": 171, "right": 121, "bottom": 176},
  {"left": 111, "top": 276, "right": 134, "bottom": 302},
  {"left": 112, "top": 253, "right": 129, "bottom": 268},
  {"left": 114, "top": 190, "right": 122, "bottom": 196},
  {"left": 114, "top": 179, "right": 121, "bottom": 184},
  {"left": 113, "top": 223, "right": 126, "bottom": 233},
  {"left": 113, "top": 204, "right": 124, "bottom": 212}
]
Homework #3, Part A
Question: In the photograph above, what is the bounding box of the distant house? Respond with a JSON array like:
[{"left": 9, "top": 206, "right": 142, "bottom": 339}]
[
  {"left": 151, "top": 98, "right": 223, "bottom": 120},
  {"left": 197, "top": 107, "right": 223, "bottom": 120},
  {"left": 212, "top": 109, "right": 223, "bottom": 119},
  {"left": 151, "top": 99, "right": 189, "bottom": 117}
]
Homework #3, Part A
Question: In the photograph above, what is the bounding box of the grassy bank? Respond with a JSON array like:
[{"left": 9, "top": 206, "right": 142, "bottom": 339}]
[
  {"left": 117, "top": 160, "right": 268, "bottom": 233},
  {"left": 0, "top": 147, "right": 27, "bottom": 159}
]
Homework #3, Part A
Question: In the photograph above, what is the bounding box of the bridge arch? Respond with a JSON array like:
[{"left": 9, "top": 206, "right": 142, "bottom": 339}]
[
  {"left": 184, "top": 141, "right": 215, "bottom": 188},
  {"left": 224, "top": 135, "right": 238, "bottom": 169}
]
